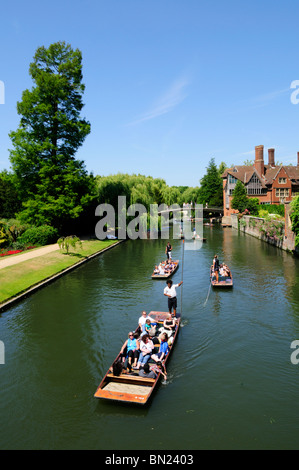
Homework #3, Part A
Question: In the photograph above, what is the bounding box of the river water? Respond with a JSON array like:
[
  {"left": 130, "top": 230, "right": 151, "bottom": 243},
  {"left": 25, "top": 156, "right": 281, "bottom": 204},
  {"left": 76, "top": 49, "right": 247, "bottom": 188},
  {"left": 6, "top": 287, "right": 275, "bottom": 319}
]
[{"left": 1, "top": 225, "right": 299, "bottom": 450}]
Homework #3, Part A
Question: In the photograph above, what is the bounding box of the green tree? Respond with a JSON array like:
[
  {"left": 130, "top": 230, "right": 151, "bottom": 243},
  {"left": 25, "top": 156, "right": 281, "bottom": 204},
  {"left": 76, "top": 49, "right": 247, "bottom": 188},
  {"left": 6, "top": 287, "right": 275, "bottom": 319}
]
[
  {"left": 9, "top": 41, "right": 93, "bottom": 231},
  {"left": 231, "top": 180, "right": 249, "bottom": 213},
  {"left": 290, "top": 196, "right": 299, "bottom": 247},
  {"left": 218, "top": 161, "right": 227, "bottom": 176},
  {"left": 58, "top": 235, "right": 82, "bottom": 254},
  {"left": 198, "top": 158, "right": 223, "bottom": 206},
  {"left": 0, "top": 171, "right": 21, "bottom": 218},
  {"left": 246, "top": 197, "right": 260, "bottom": 216}
]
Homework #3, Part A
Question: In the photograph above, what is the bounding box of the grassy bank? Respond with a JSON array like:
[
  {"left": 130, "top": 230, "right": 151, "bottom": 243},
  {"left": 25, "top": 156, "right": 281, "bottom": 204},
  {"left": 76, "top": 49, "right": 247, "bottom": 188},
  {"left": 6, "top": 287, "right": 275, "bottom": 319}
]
[{"left": 0, "top": 239, "right": 119, "bottom": 305}]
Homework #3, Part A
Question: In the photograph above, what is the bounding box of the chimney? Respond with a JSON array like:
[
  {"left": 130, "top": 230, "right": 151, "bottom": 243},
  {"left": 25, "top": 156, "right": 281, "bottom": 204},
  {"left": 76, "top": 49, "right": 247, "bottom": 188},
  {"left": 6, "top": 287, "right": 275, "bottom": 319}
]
[
  {"left": 255, "top": 145, "right": 264, "bottom": 176},
  {"left": 297, "top": 152, "right": 299, "bottom": 167},
  {"left": 268, "top": 148, "right": 275, "bottom": 167}
]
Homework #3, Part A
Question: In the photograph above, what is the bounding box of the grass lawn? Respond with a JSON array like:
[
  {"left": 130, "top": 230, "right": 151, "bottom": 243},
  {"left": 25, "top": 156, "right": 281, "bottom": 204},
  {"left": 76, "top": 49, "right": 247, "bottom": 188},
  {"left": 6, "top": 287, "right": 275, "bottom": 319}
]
[{"left": 0, "top": 239, "right": 119, "bottom": 305}]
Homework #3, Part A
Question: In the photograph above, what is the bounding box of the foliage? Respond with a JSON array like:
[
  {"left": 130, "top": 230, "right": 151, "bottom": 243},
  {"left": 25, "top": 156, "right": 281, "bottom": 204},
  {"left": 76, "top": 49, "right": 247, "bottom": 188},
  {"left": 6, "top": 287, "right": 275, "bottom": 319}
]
[
  {"left": 57, "top": 235, "right": 82, "bottom": 254},
  {"left": 0, "top": 171, "right": 22, "bottom": 218},
  {"left": 9, "top": 41, "right": 94, "bottom": 231},
  {"left": 198, "top": 158, "right": 224, "bottom": 206},
  {"left": 0, "top": 219, "right": 30, "bottom": 248},
  {"left": 95, "top": 173, "right": 199, "bottom": 209},
  {"left": 246, "top": 198, "right": 260, "bottom": 216},
  {"left": 259, "top": 218, "right": 284, "bottom": 242},
  {"left": 218, "top": 161, "right": 228, "bottom": 176},
  {"left": 18, "top": 225, "right": 58, "bottom": 246},
  {"left": 180, "top": 186, "right": 201, "bottom": 204},
  {"left": 258, "top": 204, "right": 285, "bottom": 218},
  {"left": 249, "top": 218, "right": 257, "bottom": 228},
  {"left": 231, "top": 181, "right": 249, "bottom": 213},
  {"left": 290, "top": 196, "right": 299, "bottom": 247}
]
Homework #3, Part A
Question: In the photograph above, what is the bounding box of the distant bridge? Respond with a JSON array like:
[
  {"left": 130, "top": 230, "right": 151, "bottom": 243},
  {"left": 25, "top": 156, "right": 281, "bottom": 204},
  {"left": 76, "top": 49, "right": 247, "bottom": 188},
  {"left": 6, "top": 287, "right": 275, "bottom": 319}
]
[{"left": 157, "top": 206, "right": 223, "bottom": 216}]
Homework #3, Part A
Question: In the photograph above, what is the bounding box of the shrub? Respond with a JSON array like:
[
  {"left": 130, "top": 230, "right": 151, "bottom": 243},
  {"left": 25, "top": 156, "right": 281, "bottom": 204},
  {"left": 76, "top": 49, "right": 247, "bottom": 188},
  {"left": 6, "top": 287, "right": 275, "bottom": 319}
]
[
  {"left": 18, "top": 225, "right": 58, "bottom": 246},
  {"left": 259, "top": 204, "right": 284, "bottom": 217},
  {"left": 58, "top": 235, "right": 82, "bottom": 254},
  {"left": 259, "top": 219, "right": 284, "bottom": 242},
  {"left": 290, "top": 196, "right": 299, "bottom": 248}
]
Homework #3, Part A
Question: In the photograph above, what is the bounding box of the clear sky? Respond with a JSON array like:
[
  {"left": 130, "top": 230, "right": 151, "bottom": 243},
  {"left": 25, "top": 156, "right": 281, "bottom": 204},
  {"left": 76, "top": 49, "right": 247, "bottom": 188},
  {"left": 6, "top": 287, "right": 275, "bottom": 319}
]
[{"left": 0, "top": 0, "right": 299, "bottom": 187}]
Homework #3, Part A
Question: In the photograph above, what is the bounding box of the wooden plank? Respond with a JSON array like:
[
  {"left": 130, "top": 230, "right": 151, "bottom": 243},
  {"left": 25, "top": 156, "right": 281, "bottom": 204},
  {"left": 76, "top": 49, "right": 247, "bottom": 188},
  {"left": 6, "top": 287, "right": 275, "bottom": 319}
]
[{"left": 106, "top": 373, "right": 155, "bottom": 384}]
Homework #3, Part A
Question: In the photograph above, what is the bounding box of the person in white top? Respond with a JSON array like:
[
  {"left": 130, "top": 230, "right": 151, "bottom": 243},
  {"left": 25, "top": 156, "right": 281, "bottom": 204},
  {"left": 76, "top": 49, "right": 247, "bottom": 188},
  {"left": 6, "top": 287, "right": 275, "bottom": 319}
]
[
  {"left": 138, "top": 311, "right": 155, "bottom": 335},
  {"left": 158, "top": 264, "right": 165, "bottom": 275},
  {"left": 163, "top": 279, "right": 183, "bottom": 317}
]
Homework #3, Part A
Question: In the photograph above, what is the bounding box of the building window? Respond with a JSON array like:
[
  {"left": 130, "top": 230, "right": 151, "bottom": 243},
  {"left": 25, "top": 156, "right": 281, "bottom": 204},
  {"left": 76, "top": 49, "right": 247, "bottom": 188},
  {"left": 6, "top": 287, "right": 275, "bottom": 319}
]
[
  {"left": 278, "top": 177, "right": 286, "bottom": 184},
  {"left": 275, "top": 188, "right": 289, "bottom": 198},
  {"left": 228, "top": 174, "right": 238, "bottom": 184},
  {"left": 246, "top": 173, "right": 267, "bottom": 195}
]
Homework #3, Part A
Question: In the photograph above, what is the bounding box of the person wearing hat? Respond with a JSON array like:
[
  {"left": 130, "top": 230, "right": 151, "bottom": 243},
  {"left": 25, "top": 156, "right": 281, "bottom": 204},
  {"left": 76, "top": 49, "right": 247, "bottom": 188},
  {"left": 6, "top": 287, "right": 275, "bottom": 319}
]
[{"left": 163, "top": 279, "right": 183, "bottom": 317}]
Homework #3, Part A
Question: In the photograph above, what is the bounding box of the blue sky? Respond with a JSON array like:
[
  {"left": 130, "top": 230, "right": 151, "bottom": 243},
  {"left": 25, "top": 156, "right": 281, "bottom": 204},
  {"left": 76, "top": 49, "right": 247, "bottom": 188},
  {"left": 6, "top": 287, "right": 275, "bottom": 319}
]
[{"left": 0, "top": 0, "right": 299, "bottom": 187}]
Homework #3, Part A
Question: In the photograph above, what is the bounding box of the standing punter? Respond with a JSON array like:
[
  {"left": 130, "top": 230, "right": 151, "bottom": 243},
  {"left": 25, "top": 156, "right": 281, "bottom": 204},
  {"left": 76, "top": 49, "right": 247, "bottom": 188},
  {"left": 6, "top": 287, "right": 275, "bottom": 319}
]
[
  {"left": 165, "top": 242, "right": 172, "bottom": 260},
  {"left": 164, "top": 279, "right": 183, "bottom": 317}
]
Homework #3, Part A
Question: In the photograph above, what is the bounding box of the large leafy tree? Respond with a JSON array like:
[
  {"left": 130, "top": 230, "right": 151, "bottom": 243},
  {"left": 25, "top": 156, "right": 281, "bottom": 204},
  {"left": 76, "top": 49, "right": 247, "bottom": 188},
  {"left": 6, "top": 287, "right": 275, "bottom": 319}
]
[
  {"left": 198, "top": 158, "right": 223, "bottom": 206},
  {"left": 9, "top": 41, "right": 93, "bottom": 231},
  {"left": 0, "top": 171, "right": 21, "bottom": 218}
]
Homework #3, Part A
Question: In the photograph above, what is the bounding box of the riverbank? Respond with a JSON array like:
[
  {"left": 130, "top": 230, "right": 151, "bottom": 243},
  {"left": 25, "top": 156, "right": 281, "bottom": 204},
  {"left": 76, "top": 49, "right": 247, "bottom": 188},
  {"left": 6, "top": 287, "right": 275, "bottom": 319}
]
[
  {"left": 231, "top": 213, "right": 298, "bottom": 254},
  {"left": 0, "top": 239, "right": 121, "bottom": 312}
]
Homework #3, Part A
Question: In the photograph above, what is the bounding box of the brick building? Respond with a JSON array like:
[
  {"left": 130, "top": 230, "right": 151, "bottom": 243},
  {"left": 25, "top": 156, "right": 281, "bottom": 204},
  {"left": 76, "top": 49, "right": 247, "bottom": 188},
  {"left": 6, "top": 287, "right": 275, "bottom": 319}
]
[{"left": 221, "top": 145, "right": 299, "bottom": 217}]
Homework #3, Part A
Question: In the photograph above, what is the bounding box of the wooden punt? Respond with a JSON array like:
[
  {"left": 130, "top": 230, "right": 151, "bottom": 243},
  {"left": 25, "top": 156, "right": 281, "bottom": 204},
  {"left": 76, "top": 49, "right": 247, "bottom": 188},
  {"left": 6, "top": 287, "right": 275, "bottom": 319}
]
[
  {"left": 94, "top": 311, "right": 180, "bottom": 405},
  {"left": 192, "top": 235, "right": 207, "bottom": 242},
  {"left": 151, "top": 260, "right": 179, "bottom": 279},
  {"left": 210, "top": 266, "right": 233, "bottom": 288}
]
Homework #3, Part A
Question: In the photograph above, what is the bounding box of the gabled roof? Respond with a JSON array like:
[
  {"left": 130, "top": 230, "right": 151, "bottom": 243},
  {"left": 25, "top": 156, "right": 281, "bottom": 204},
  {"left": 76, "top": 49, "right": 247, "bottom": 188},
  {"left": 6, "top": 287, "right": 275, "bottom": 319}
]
[
  {"left": 222, "top": 166, "right": 266, "bottom": 187},
  {"left": 222, "top": 164, "right": 299, "bottom": 186}
]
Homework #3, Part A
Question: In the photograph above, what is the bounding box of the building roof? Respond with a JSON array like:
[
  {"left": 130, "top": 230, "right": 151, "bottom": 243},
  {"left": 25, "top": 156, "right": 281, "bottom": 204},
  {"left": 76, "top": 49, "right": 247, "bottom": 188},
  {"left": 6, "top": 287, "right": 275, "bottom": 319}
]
[{"left": 222, "top": 164, "right": 299, "bottom": 186}]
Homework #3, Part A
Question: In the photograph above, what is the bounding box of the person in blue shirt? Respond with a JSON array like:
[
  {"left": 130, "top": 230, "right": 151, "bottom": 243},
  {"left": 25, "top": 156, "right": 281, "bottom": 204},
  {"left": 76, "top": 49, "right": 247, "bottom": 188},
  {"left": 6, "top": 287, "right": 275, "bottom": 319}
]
[
  {"left": 119, "top": 332, "right": 140, "bottom": 370},
  {"left": 151, "top": 333, "right": 169, "bottom": 363}
]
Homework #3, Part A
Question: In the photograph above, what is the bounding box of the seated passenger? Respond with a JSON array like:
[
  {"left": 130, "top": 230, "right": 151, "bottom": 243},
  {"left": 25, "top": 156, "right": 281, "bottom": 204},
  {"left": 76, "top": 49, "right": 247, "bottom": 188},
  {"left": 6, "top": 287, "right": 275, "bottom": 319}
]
[
  {"left": 112, "top": 360, "right": 123, "bottom": 376},
  {"left": 150, "top": 361, "right": 167, "bottom": 380},
  {"left": 163, "top": 314, "right": 176, "bottom": 331},
  {"left": 151, "top": 333, "right": 169, "bottom": 363},
  {"left": 158, "top": 264, "right": 165, "bottom": 275},
  {"left": 144, "top": 318, "right": 152, "bottom": 334},
  {"left": 138, "top": 311, "right": 155, "bottom": 335},
  {"left": 119, "top": 332, "right": 140, "bottom": 369},
  {"left": 223, "top": 264, "right": 231, "bottom": 277},
  {"left": 219, "top": 264, "right": 225, "bottom": 276},
  {"left": 154, "top": 265, "right": 159, "bottom": 274},
  {"left": 134, "top": 334, "right": 154, "bottom": 369},
  {"left": 138, "top": 363, "right": 157, "bottom": 379}
]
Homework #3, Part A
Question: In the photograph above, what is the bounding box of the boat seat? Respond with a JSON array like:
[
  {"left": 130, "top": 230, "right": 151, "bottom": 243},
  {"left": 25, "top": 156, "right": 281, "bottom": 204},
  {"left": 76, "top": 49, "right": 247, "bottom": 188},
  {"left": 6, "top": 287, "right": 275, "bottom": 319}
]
[{"left": 107, "top": 372, "right": 155, "bottom": 383}]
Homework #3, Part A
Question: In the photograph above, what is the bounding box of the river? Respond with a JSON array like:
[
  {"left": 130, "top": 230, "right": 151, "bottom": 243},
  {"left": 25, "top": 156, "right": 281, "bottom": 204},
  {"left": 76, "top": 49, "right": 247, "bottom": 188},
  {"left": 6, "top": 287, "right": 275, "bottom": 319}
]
[{"left": 1, "top": 225, "right": 299, "bottom": 450}]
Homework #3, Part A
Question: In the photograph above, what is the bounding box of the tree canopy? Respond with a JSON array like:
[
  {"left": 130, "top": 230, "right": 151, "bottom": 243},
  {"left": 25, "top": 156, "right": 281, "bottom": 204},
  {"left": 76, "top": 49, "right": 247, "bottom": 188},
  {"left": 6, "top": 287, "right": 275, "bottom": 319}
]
[
  {"left": 9, "top": 41, "right": 93, "bottom": 231},
  {"left": 198, "top": 158, "right": 224, "bottom": 206}
]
